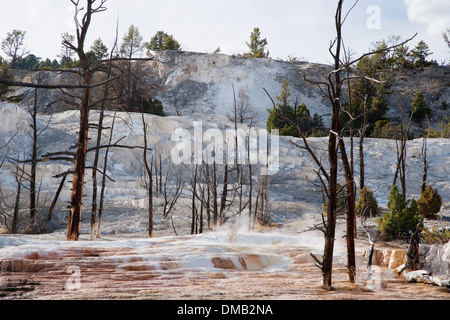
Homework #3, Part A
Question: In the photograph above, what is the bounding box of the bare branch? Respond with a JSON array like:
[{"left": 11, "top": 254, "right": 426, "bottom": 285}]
[
  {"left": 347, "top": 33, "right": 418, "bottom": 67},
  {"left": 310, "top": 253, "right": 324, "bottom": 270},
  {"left": 53, "top": 170, "right": 77, "bottom": 179},
  {"left": 86, "top": 143, "right": 152, "bottom": 153},
  {"left": 0, "top": 75, "right": 119, "bottom": 90}
]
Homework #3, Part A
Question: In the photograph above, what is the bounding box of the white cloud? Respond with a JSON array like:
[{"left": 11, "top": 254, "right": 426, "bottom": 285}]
[{"left": 404, "top": 0, "right": 450, "bottom": 35}]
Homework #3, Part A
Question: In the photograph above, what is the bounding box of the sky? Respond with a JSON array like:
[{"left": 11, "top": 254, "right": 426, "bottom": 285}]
[{"left": 0, "top": 0, "right": 449, "bottom": 65}]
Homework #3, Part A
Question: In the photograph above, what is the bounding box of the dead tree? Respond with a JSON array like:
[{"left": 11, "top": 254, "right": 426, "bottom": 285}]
[
  {"left": 25, "top": 83, "right": 54, "bottom": 229},
  {"left": 89, "top": 23, "right": 119, "bottom": 240},
  {"left": 227, "top": 87, "right": 258, "bottom": 124},
  {"left": 266, "top": 0, "right": 415, "bottom": 289},
  {"left": 0, "top": 132, "right": 17, "bottom": 232},
  {"left": 63, "top": 0, "right": 108, "bottom": 241},
  {"left": 11, "top": 156, "right": 25, "bottom": 233},
  {"left": 219, "top": 164, "right": 229, "bottom": 226},
  {"left": 358, "top": 94, "right": 369, "bottom": 191},
  {"left": 3, "top": 84, "right": 53, "bottom": 232},
  {"left": 307, "top": 1, "right": 414, "bottom": 288},
  {"left": 397, "top": 223, "right": 421, "bottom": 275},
  {"left": 189, "top": 164, "right": 200, "bottom": 234},
  {"left": 23, "top": 74, "right": 52, "bottom": 222},
  {"left": 29, "top": 86, "right": 39, "bottom": 219},
  {"left": 0, "top": 2, "right": 155, "bottom": 241},
  {"left": 96, "top": 111, "right": 118, "bottom": 238},
  {"left": 265, "top": 1, "right": 347, "bottom": 289},
  {"left": 393, "top": 98, "right": 414, "bottom": 198},
  {"left": 196, "top": 163, "right": 213, "bottom": 230},
  {"left": 247, "top": 121, "right": 254, "bottom": 227},
  {"left": 254, "top": 173, "right": 270, "bottom": 226},
  {"left": 421, "top": 116, "right": 430, "bottom": 192},
  {"left": 34, "top": 1, "right": 150, "bottom": 240},
  {"left": 188, "top": 164, "right": 204, "bottom": 233},
  {"left": 141, "top": 112, "right": 153, "bottom": 237},
  {"left": 161, "top": 168, "right": 184, "bottom": 221}
]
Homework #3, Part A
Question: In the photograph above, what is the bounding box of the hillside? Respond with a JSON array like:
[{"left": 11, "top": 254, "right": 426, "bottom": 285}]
[{"left": 12, "top": 51, "right": 450, "bottom": 133}]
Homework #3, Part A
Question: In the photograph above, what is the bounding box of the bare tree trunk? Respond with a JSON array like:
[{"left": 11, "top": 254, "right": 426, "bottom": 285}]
[
  {"left": 161, "top": 167, "right": 183, "bottom": 220},
  {"left": 96, "top": 110, "right": 116, "bottom": 238},
  {"left": 199, "top": 193, "right": 204, "bottom": 234},
  {"left": 219, "top": 164, "right": 229, "bottom": 226},
  {"left": 191, "top": 165, "right": 198, "bottom": 235},
  {"left": 323, "top": 105, "right": 339, "bottom": 290},
  {"left": 212, "top": 161, "right": 218, "bottom": 227},
  {"left": 66, "top": 0, "right": 107, "bottom": 241},
  {"left": 12, "top": 163, "right": 24, "bottom": 233},
  {"left": 247, "top": 123, "right": 254, "bottom": 229},
  {"left": 359, "top": 95, "right": 369, "bottom": 191},
  {"left": 47, "top": 175, "right": 67, "bottom": 222},
  {"left": 29, "top": 86, "right": 38, "bottom": 219},
  {"left": 67, "top": 79, "right": 91, "bottom": 241},
  {"left": 90, "top": 41, "right": 116, "bottom": 240},
  {"left": 142, "top": 112, "right": 153, "bottom": 237},
  {"left": 339, "top": 139, "right": 356, "bottom": 282},
  {"left": 393, "top": 106, "right": 413, "bottom": 198},
  {"left": 205, "top": 164, "right": 211, "bottom": 229},
  {"left": 89, "top": 93, "right": 104, "bottom": 240},
  {"left": 398, "top": 223, "right": 421, "bottom": 275},
  {"left": 318, "top": 0, "right": 344, "bottom": 290},
  {"left": 421, "top": 116, "right": 429, "bottom": 192}
]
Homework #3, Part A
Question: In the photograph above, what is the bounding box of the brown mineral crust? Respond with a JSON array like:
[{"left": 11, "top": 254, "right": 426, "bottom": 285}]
[{"left": 0, "top": 241, "right": 449, "bottom": 300}]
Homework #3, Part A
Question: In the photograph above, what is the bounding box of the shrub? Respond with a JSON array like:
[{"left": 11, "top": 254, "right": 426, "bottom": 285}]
[
  {"left": 355, "top": 186, "right": 378, "bottom": 217},
  {"left": 266, "top": 80, "right": 324, "bottom": 137},
  {"left": 417, "top": 186, "right": 442, "bottom": 218},
  {"left": 377, "top": 185, "right": 422, "bottom": 240},
  {"left": 142, "top": 97, "right": 165, "bottom": 116},
  {"left": 411, "top": 92, "right": 431, "bottom": 123},
  {"left": 421, "top": 226, "right": 450, "bottom": 244}
]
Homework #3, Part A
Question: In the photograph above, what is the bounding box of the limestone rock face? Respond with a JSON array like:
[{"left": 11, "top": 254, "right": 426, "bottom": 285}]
[
  {"left": 12, "top": 51, "right": 450, "bottom": 134},
  {"left": 365, "top": 248, "right": 407, "bottom": 269},
  {"left": 421, "top": 240, "right": 450, "bottom": 276}
]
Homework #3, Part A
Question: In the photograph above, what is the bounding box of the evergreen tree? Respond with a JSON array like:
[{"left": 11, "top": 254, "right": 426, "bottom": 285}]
[
  {"left": 0, "top": 59, "right": 13, "bottom": 100},
  {"left": 59, "top": 33, "right": 78, "bottom": 68},
  {"left": 15, "top": 54, "right": 41, "bottom": 70},
  {"left": 378, "top": 185, "right": 422, "bottom": 240},
  {"left": 267, "top": 80, "right": 317, "bottom": 137},
  {"left": 39, "top": 58, "right": 53, "bottom": 69},
  {"left": 85, "top": 38, "right": 108, "bottom": 66},
  {"left": 90, "top": 38, "right": 109, "bottom": 61},
  {"left": 417, "top": 186, "right": 442, "bottom": 218},
  {"left": 142, "top": 97, "right": 165, "bottom": 116},
  {"left": 267, "top": 80, "right": 293, "bottom": 134},
  {"left": 408, "top": 40, "right": 436, "bottom": 68},
  {"left": 1, "top": 29, "right": 29, "bottom": 69},
  {"left": 120, "top": 25, "right": 144, "bottom": 58},
  {"left": 343, "top": 40, "right": 390, "bottom": 136},
  {"left": 244, "top": 27, "right": 269, "bottom": 58},
  {"left": 146, "top": 31, "right": 181, "bottom": 55},
  {"left": 355, "top": 186, "right": 378, "bottom": 217},
  {"left": 444, "top": 28, "right": 450, "bottom": 49},
  {"left": 311, "top": 113, "right": 327, "bottom": 137},
  {"left": 411, "top": 92, "right": 431, "bottom": 122}
]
